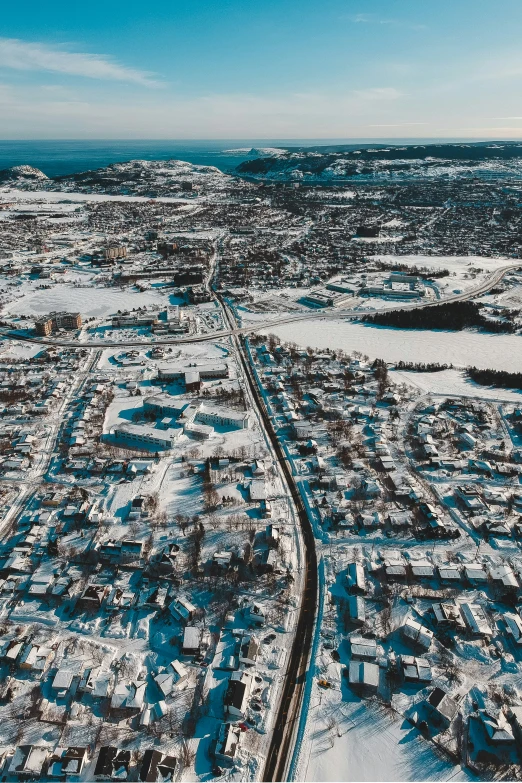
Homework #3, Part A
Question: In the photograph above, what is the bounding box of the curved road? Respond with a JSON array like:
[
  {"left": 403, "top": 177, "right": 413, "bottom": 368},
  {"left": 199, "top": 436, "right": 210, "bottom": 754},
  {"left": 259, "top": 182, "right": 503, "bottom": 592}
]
[{"left": 0, "top": 261, "right": 519, "bottom": 351}]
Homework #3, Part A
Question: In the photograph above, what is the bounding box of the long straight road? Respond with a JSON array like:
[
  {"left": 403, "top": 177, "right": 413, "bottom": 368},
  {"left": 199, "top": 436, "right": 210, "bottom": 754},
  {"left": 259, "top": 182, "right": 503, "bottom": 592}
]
[{"left": 218, "top": 295, "right": 318, "bottom": 782}]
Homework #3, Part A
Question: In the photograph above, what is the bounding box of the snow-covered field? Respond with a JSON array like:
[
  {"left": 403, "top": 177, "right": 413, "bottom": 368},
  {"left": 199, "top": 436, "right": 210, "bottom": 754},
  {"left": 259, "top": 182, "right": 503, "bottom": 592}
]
[
  {"left": 391, "top": 368, "right": 522, "bottom": 401},
  {"left": 0, "top": 188, "right": 193, "bottom": 204},
  {"left": 302, "top": 695, "right": 476, "bottom": 783},
  {"left": 4, "top": 284, "right": 168, "bottom": 318},
  {"left": 264, "top": 320, "right": 522, "bottom": 372}
]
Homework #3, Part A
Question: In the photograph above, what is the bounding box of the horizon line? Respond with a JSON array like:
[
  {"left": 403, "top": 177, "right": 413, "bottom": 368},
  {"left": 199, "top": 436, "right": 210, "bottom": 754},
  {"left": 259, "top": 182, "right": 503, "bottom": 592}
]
[{"left": 0, "top": 136, "right": 520, "bottom": 144}]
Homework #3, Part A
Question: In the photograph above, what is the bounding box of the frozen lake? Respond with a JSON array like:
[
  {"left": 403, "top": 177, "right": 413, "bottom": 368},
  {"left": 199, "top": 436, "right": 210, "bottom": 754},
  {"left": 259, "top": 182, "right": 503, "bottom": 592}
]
[{"left": 265, "top": 319, "right": 522, "bottom": 372}]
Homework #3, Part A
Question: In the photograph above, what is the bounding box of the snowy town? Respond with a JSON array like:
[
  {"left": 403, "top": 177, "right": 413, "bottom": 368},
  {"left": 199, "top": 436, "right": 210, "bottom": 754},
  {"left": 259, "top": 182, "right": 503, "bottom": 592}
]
[{"left": 0, "top": 142, "right": 521, "bottom": 782}]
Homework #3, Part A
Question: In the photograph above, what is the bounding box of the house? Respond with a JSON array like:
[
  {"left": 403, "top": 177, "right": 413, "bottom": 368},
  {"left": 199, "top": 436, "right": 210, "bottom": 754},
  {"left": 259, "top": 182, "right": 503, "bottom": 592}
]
[
  {"left": 78, "top": 667, "right": 113, "bottom": 698},
  {"left": 251, "top": 459, "right": 266, "bottom": 476},
  {"left": 19, "top": 643, "right": 54, "bottom": 672},
  {"left": 346, "top": 562, "right": 366, "bottom": 594},
  {"left": 387, "top": 511, "right": 413, "bottom": 529},
  {"left": 99, "top": 539, "right": 143, "bottom": 564},
  {"left": 107, "top": 588, "right": 136, "bottom": 611},
  {"left": 138, "top": 584, "right": 168, "bottom": 610},
  {"left": 249, "top": 480, "right": 266, "bottom": 502},
  {"left": 458, "top": 490, "right": 487, "bottom": 514},
  {"left": 139, "top": 750, "right": 177, "bottom": 782},
  {"left": 224, "top": 670, "right": 253, "bottom": 718},
  {"left": 214, "top": 722, "right": 241, "bottom": 767},
  {"left": 292, "top": 421, "right": 313, "bottom": 440},
  {"left": 154, "top": 660, "right": 188, "bottom": 697},
  {"left": 0, "top": 636, "right": 26, "bottom": 665},
  {"left": 400, "top": 655, "right": 432, "bottom": 683},
  {"left": 8, "top": 746, "right": 49, "bottom": 779},
  {"left": 182, "top": 626, "right": 202, "bottom": 656},
  {"left": 152, "top": 544, "right": 179, "bottom": 576},
  {"left": 463, "top": 564, "right": 488, "bottom": 585},
  {"left": 361, "top": 479, "right": 381, "bottom": 498},
  {"left": 260, "top": 499, "right": 272, "bottom": 519},
  {"left": 213, "top": 551, "right": 233, "bottom": 570},
  {"left": 348, "top": 661, "right": 379, "bottom": 693},
  {"left": 50, "top": 576, "right": 73, "bottom": 599},
  {"left": 401, "top": 617, "right": 434, "bottom": 651},
  {"left": 418, "top": 502, "right": 440, "bottom": 522},
  {"left": 460, "top": 603, "right": 493, "bottom": 637},
  {"left": 110, "top": 679, "right": 146, "bottom": 717},
  {"left": 171, "top": 659, "right": 189, "bottom": 686},
  {"left": 266, "top": 524, "right": 280, "bottom": 548},
  {"left": 348, "top": 596, "right": 366, "bottom": 627},
  {"left": 425, "top": 687, "right": 458, "bottom": 728},
  {"left": 94, "top": 747, "right": 131, "bottom": 781},
  {"left": 437, "top": 565, "right": 461, "bottom": 583},
  {"left": 504, "top": 613, "right": 522, "bottom": 644},
  {"left": 507, "top": 706, "right": 522, "bottom": 747},
  {"left": 432, "top": 602, "right": 465, "bottom": 630},
  {"left": 52, "top": 666, "right": 80, "bottom": 695},
  {"left": 350, "top": 636, "right": 377, "bottom": 661},
  {"left": 154, "top": 672, "right": 175, "bottom": 698},
  {"left": 382, "top": 553, "right": 407, "bottom": 580},
  {"left": 489, "top": 564, "right": 519, "bottom": 590},
  {"left": 48, "top": 747, "right": 88, "bottom": 778},
  {"left": 357, "top": 511, "right": 381, "bottom": 530},
  {"left": 76, "top": 584, "right": 108, "bottom": 611},
  {"left": 170, "top": 596, "right": 196, "bottom": 624},
  {"left": 129, "top": 496, "right": 147, "bottom": 519},
  {"left": 239, "top": 634, "right": 260, "bottom": 666},
  {"left": 245, "top": 602, "right": 266, "bottom": 627},
  {"left": 384, "top": 561, "right": 408, "bottom": 579},
  {"left": 409, "top": 560, "right": 435, "bottom": 580},
  {"left": 479, "top": 710, "right": 515, "bottom": 745},
  {"left": 260, "top": 548, "right": 278, "bottom": 573}
]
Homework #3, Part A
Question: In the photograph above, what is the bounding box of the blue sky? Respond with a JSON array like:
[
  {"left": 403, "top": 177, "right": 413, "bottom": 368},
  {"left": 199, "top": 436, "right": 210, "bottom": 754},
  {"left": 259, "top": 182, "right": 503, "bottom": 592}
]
[{"left": 1, "top": 0, "right": 522, "bottom": 139}]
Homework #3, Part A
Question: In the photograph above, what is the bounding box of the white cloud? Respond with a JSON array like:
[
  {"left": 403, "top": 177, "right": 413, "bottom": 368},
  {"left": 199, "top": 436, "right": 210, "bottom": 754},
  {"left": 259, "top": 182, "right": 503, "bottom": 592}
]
[
  {"left": 351, "top": 13, "right": 373, "bottom": 23},
  {"left": 347, "top": 14, "right": 426, "bottom": 30},
  {"left": 0, "top": 38, "right": 160, "bottom": 86},
  {"left": 353, "top": 87, "right": 403, "bottom": 101},
  {"left": 0, "top": 85, "right": 410, "bottom": 137},
  {"left": 2, "top": 82, "right": 518, "bottom": 140}
]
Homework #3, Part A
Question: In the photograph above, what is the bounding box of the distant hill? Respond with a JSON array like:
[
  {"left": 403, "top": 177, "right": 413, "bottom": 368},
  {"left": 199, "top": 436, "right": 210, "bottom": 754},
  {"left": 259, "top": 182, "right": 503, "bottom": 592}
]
[
  {"left": 0, "top": 158, "right": 241, "bottom": 198},
  {"left": 0, "top": 165, "right": 49, "bottom": 185},
  {"left": 236, "top": 141, "right": 522, "bottom": 181}
]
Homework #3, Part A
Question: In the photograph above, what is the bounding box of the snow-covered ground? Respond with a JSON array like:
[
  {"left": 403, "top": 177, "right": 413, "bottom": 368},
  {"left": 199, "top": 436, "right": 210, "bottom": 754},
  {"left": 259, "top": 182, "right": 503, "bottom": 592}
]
[
  {"left": 372, "top": 253, "right": 512, "bottom": 297},
  {"left": 263, "top": 320, "right": 522, "bottom": 372},
  {"left": 0, "top": 188, "right": 194, "bottom": 204},
  {"left": 302, "top": 694, "right": 476, "bottom": 783},
  {"left": 4, "top": 283, "right": 169, "bottom": 318},
  {"left": 391, "top": 368, "right": 522, "bottom": 401}
]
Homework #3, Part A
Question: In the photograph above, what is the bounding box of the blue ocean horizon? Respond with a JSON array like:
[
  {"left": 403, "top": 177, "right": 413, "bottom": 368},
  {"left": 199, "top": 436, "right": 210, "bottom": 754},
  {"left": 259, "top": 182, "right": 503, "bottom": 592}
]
[{"left": 0, "top": 138, "right": 482, "bottom": 178}]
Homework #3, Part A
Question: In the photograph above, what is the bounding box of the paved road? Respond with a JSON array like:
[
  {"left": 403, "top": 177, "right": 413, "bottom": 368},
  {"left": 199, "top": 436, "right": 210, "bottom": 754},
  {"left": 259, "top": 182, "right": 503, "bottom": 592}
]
[
  {"left": 218, "top": 296, "right": 318, "bottom": 782},
  {"left": 0, "top": 349, "right": 101, "bottom": 541},
  {"left": 0, "top": 261, "right": 519, "bottom": 351}
]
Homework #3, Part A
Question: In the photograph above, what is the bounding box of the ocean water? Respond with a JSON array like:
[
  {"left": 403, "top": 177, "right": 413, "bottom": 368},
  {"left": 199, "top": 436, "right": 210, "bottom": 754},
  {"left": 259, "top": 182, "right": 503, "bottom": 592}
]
[
  {"left": 0, "top": 139, "right": 366, "bottom": 178},
  {"left": 0, "top": 137, "right": 478, "bottom": 178},
  {"left": 0, "top": 140, "right": 265, "bottom": 177}
]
